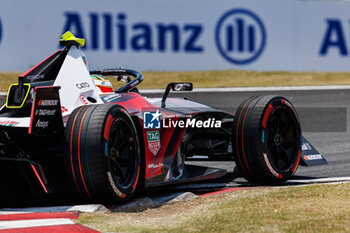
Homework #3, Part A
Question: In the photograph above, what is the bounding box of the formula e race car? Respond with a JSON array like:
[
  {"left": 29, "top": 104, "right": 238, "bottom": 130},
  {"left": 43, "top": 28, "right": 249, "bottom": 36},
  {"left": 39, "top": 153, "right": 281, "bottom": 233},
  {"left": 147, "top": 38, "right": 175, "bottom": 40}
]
[{"left": 0, "top": 32, "right": 327, "bottom": 203}]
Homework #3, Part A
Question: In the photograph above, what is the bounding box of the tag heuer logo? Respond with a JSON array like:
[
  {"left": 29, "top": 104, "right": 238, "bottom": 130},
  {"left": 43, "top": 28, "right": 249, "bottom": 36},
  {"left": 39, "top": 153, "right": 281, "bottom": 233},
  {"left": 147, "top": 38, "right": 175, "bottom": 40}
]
[{"left": 147, "top": 131, "right": 161, "bottom": 156}]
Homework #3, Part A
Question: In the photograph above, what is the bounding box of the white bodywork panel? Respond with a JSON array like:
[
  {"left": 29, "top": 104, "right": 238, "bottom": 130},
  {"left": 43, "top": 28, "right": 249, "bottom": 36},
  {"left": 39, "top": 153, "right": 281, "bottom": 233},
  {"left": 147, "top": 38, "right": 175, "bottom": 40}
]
[
  {"left": 0, "top": 117, "right": 31, "bottom": 127},
  {"left": 54, "top": 46, "right": 103, "bottom": 117}
]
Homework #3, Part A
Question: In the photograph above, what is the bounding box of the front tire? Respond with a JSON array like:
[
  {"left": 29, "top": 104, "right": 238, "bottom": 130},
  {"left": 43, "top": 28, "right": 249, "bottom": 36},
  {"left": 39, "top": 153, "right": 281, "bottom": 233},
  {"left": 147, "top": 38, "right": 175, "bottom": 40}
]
[
  {"left": 233, "top": 96, "right": 301, "bottom": 184},
  {"left": 65, "top": 104, "right": 140, "bottom": 203}
]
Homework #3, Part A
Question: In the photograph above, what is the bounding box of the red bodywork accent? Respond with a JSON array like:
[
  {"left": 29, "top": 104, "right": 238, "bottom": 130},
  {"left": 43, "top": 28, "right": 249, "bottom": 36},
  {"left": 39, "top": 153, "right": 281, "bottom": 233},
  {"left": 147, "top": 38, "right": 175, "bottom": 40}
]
[
  {"left": 142, "top": 121, "right": 175, "bottom": 179},
  {"left": 116, "top": 93, "right": 186, "bottom": 180},
  {"left": 30, "top": 164, "right": 48, "bottom": 193},
  {"left": 28, "top": 95, "right": 36, "bottom": 135}
]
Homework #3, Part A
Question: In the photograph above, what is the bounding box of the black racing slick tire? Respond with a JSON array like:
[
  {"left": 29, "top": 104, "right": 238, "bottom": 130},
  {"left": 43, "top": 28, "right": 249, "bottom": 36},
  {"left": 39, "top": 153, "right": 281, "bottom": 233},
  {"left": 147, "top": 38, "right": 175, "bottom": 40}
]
[
  {"left": 233, "top": 96, "right": 301, "bottom": 184},
  {"left": 65, "top": 104, "right": 140, "bottom": 203}
]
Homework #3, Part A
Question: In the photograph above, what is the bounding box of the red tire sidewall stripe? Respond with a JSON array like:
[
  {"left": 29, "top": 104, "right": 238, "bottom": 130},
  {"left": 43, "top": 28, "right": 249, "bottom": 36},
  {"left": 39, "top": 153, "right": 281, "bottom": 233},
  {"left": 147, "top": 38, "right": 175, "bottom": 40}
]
[
  {"left": 240, "top": 99, "right": 257, "bottom": 177},
  {"left": 77, "top": 106, "right": 93, "bottom": 200},
  {"left": 292, "top": 149, "right": 301, "bottom": 173},
  {"left": 235, "top": 97, "right": 255, "bottom": 177},
  {"left": 70, "top": 107, "right": 84, "bottom": 194},
  {"left": 103, "top": 114, "right": 114, "bottom": 141},
  {"left": 132, "top": 166, "right": 140, "bottom": 190}
]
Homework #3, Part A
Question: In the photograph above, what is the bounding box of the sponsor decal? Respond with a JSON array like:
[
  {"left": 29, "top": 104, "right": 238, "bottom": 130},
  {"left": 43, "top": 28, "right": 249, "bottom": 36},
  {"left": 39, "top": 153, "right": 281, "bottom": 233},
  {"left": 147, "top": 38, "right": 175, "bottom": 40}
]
[
  {"left": 143, "top": 110, "right": 161, "bottom": 129},
  {"left": 163, "top": 118, "right": 221, "bottom": 128},
  {"left": 76, "top": 82, "right": 90, "bottom": 89},
  {"left": 101, "top": 94, "right": 121, "bottom": 103},
  {"left": 35, "top": 119, "right": 49, "bottom": 129},
  {"left": 143, "top": 109, "right": 221, "bottom": 129},
  {"left": 129, "top": 80, "right": 139, "bottom": 87},
  {"left": 303, "top": 154, "right": 323, "bottom": 161},
  {"left": 302, "top": 142, "right": 312, "bottom": 151},
  {"left": 147, "top": 130, "right": 161, "bottom": 156},
  {"left": 148, "top": 163, "right": 163, "bottom": 169},
  {"left": 37, "top": 99, "right": 59, "bottom": 106},
  {"left": 215, "top": 8, "right": 266, "bottom": 65},
  {"left": 107, "top": 171, "right": 124, "bottom": 197},
  {"left": 320, "top": 19, "right": 350, "bottom": 56},
  {"left": 61, "top": 106, "right": 68, "bottom": 113},
  {"left": 79, "top": 95, "right": 89, "bottom": 105},
  {"left": 35, "top": 109, "right": 56, "bottom": 116},
  {"left": 26, "top": 74, "right": 45, "bottom": 81},
  {"left": 163, "top": 117, "right": 221, "bottom": 128},
  {"left": 263, "top": 152, "right": 281, "bottom": 178},
  {"left": 62, "top": 9, "right": 267, "bottom": 66},
  {"left": 62, "top": 12, "right": 203, "bottom": 53},
  {"left": 0, "top": 121, "right": 19, "bottom": 126}
]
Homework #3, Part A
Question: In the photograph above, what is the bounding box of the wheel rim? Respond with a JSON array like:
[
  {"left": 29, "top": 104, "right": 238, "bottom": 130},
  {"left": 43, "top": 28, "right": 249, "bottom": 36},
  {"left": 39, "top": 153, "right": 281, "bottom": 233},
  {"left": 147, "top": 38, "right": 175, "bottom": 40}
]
[
  {"left": 108, "top": 118, "right": 137, "bottom": 189},
  {"left": 265, "top": 105, "right": 300, "bottom": 171}
]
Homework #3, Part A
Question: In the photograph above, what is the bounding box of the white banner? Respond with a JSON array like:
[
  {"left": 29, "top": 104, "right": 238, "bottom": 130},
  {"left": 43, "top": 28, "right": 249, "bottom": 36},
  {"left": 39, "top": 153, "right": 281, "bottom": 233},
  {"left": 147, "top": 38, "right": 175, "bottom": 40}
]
[{"left": 0, "top": 0, "right": 350, "bottom": 71}]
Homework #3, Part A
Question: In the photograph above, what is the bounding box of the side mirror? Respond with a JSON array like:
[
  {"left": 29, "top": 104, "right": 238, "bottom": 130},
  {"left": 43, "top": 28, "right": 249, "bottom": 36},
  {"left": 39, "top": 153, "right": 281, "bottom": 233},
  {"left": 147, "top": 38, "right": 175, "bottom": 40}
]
[
  {"left": 161, "top": 82, "right": 193, "bottom": 108},
  {"left": 172, "top": 83, "right": 193, "bottom": 92}
]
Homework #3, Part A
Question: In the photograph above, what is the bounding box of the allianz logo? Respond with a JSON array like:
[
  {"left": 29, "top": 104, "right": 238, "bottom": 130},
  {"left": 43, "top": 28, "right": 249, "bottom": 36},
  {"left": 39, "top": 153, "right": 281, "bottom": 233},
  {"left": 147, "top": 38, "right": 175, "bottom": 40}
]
[{"left": 61, "top": 9, "right": 266, "bottom": 65}]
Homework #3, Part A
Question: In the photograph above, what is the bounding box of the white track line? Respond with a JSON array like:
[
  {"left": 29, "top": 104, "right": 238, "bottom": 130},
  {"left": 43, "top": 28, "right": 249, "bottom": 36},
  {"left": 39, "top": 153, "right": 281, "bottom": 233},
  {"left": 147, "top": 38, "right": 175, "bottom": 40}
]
[
  {"left": 286, "top": 176, "right": 350, "bottom": 184},
  {"left": 140, "top": 85, "right": 350, "bottom": 93},
  {"left": 0, "top": 218, "right": 74, "bottom": 229},
  {"left": 0, "top": 204, "right": 105, "bottom": 214},
  {"left": 0, "top": 211, "right": 28, "bottom": 215}
]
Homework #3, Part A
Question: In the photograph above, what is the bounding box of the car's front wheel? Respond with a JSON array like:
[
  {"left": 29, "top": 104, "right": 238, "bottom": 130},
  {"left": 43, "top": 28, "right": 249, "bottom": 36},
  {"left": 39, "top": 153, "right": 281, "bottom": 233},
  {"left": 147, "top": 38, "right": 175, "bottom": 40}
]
[{"left": 233, "top": 95, "right": 301, "bottom": 184}]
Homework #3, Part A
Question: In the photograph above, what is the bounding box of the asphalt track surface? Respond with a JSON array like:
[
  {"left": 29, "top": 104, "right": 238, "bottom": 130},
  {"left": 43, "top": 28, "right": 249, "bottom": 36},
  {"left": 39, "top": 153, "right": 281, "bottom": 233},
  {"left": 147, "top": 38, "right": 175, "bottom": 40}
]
[{"left": 143, "top": 88, "right": 350, "bottom": 179}]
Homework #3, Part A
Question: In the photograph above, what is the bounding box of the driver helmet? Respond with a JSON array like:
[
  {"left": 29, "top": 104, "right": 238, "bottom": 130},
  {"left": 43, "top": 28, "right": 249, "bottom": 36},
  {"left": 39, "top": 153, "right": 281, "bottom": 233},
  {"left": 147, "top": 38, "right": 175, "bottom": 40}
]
[{"left": 91, "top": 74, "right": 114, "bottom": 94}]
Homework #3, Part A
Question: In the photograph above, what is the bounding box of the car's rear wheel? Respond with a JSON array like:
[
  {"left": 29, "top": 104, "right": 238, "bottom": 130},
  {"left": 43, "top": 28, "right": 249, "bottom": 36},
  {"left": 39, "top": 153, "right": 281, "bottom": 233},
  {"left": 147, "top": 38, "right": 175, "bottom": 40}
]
[
  {"left": 65, "top": 104, "right": 140, "bottom": 203},
  {"left": 233, "top": 95, "right": 301, "bottom": 184}
]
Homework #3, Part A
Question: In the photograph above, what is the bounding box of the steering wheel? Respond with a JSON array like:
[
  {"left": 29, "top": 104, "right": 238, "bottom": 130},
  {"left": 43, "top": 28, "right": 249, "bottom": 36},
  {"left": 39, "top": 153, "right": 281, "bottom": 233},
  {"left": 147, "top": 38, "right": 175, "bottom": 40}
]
[{"left": 90, "top": 68, "right": 143, "bottom": 93}]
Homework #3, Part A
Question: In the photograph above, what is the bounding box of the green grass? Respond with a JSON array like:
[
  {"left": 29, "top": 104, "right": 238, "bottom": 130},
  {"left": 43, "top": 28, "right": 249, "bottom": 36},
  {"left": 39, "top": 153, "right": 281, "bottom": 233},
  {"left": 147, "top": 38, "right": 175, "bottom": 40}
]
[
  {"left": 2, "top": 70, "right": 350, "bottom": 91},
  {"left": 77, "top": 182, "right": 350, "bottom": 233}
]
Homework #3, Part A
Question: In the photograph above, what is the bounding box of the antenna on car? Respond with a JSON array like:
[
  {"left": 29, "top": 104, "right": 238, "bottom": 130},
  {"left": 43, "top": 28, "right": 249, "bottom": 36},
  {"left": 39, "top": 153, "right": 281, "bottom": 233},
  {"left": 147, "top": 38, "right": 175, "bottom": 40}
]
[{"left": 59, "top": 31, "right": 85, "bottom": 48}]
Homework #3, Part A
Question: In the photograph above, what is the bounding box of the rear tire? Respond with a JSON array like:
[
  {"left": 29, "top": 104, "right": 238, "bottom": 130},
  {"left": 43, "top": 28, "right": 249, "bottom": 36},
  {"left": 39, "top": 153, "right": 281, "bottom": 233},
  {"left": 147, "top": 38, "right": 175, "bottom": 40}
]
[
  {"left": 65, "top": 104, "right": 140, "bottom": 203},
  {"left": 233, "top": 96, "right": 301, "bottom": 184}
]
